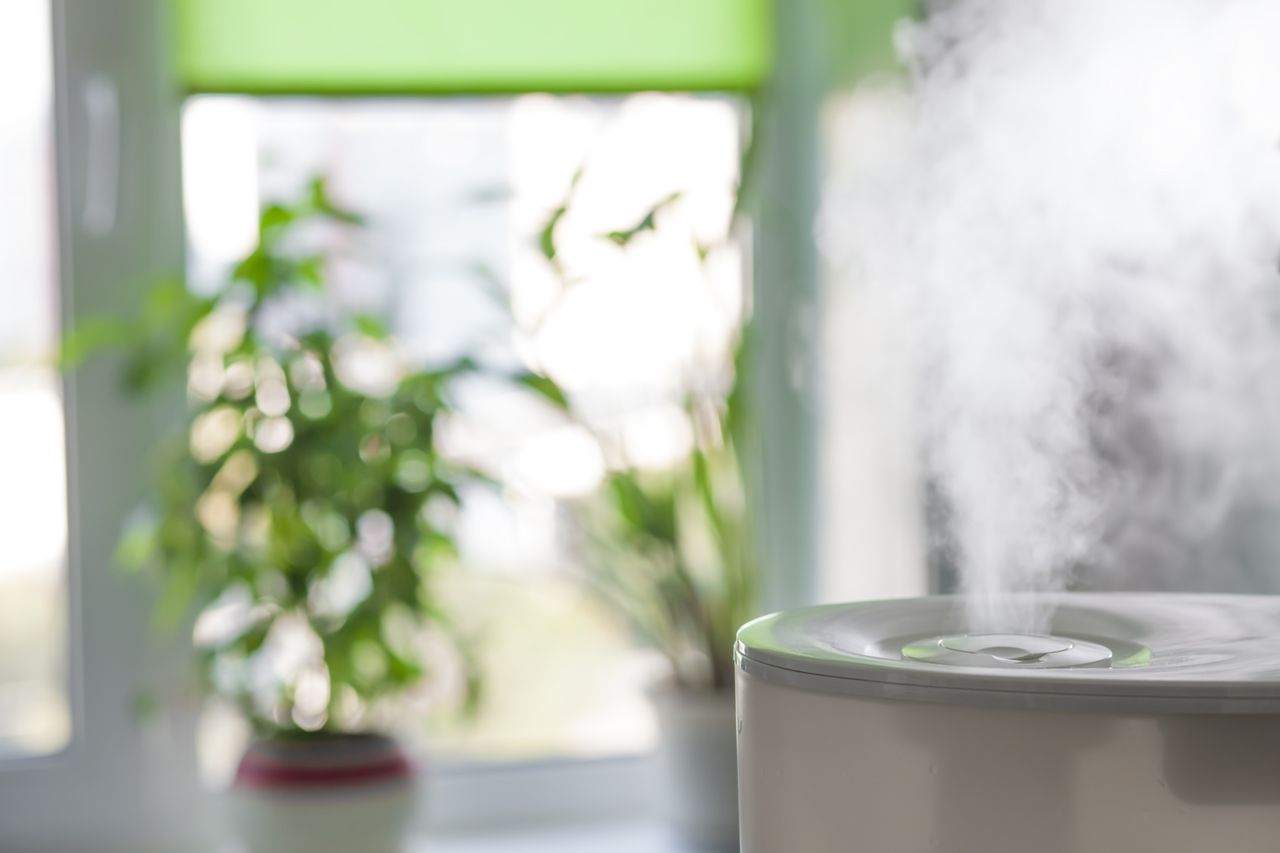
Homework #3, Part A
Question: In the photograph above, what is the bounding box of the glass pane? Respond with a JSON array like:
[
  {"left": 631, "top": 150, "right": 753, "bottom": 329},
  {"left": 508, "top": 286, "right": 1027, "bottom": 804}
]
[
  {"left": 0, "top": 0, "right": 71, "bottom": 758},
  {"left": 182, "top": 93, "right": 743, "bottom": 770}
]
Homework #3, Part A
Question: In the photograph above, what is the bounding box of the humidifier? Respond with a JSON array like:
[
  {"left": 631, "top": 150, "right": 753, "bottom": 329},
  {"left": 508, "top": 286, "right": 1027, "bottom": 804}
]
[{"left": 735, "top": 593, "right": 1280, "bottom": 853}]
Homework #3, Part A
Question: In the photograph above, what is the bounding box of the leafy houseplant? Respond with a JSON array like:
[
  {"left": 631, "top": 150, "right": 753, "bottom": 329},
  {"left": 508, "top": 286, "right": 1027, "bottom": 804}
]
[
  {"left": 580, "top": 362, "right": 756, "bottom": 694},
  {"left": 577, "top": 344, "right": 755, "bottom": 851},
  {"left": 531, "top": 174, "right": 758, "bottom": 690},
  {"left": 533, "top": 171, "right": 757, "bottom": 848},
  {"left": 69, "top": 179, "right": 482, "bottom": 852}
]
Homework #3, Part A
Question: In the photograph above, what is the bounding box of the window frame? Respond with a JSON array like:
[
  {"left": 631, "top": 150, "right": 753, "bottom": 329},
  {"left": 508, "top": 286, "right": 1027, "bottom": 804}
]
[{"left": 0, "top": 0, "right": 210, "bottom": 850}]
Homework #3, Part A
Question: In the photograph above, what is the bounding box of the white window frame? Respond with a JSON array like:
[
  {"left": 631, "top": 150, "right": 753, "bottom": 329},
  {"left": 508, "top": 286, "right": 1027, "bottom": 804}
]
[{"left": 0, "top": 0, "right": 208, "bottom": 851}]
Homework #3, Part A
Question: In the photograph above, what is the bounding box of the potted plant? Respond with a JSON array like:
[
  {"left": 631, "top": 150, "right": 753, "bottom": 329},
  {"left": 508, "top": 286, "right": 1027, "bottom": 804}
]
[
  {"left": 68, "top": 179, "right": 482, "bottom": 853},
  {"left": 523, "top": 165, "right": 757, "bottom": 848},
  {"left": 576, "top": 359, "right": 755, "bottom": 849}
]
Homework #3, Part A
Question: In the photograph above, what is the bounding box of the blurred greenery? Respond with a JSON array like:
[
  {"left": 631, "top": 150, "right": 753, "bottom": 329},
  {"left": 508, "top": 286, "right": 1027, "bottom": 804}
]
[
  {"left": 536, "top": 175, "right": 758, "bottom": 692},
  {"left": 578, "top": 382, "right": 756, "bottom": 691},
  {"left": 69, "top": 117, "right": 757, "bottom": 741},
  {"left": 61, "top": 178, "right": 548, "bottom": 736}
]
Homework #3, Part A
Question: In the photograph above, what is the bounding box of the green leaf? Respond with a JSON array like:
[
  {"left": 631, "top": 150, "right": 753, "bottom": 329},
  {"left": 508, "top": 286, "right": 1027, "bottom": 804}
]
[
  {"left": 692, "top": 447, "right": 722, "bottom": 539},
  {"left": 258, "top": 203, "right": 295, "bottom": 236},
  {"left": 122, "top": 346, "right": 173, "bottom": 392},
  {"left": 539, "top": 204, "right": 567, "bottom": 263},
  {"left": 295, "top": 255, "right": 326, "bottom": 289},
  {"left": 354, "top": 314, "right": 390, "bottom": 339},
  {"left": 514, "top": 372, "right": 570, "bottom": 410},
  {"left": 733, "top": 93, "right": 764, "bottom": 223},
  {"left": 601, "top": 191, "right": 682, "bottom": 247},
  {"left": 232, "top": 249, "right": 270, "bottom": 292},
  {"left": 57, "top": 317, "right": 134, "bottom": 371},
  {"left": 726, "top": 327, "right": 753, "bottom": 455},
  {"left": 115, "top": 512, "right": 160, "bottom": 571},
  {"left": 152, "top": 566, "right": 200, "bottom": 631},
  {"left": 609, "top": 472, "right": 677, "bottom": 544},
  {"left": 308, "top": 176, "right": 365, "bottom": 225},
  {"left": 239, "top": 621, "right": 271, "bottom": 656}
]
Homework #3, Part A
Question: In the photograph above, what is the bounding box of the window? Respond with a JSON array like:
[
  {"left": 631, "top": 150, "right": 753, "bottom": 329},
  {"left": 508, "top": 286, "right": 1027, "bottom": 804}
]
[
  {"left": 0, "top": 0, "right": 70, "bottom": 759},
  {"left": 0, "top": 1, "right": 199, "bottom": 847},
  {"left": 0, "top": 0, "right": 838, "bottom": 848},
  {"left": 181, "top": 92, "right": 746, "bottom": 771}
]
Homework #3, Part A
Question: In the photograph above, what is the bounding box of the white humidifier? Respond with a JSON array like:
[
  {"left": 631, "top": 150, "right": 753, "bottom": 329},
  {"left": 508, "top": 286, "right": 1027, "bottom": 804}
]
[{"left": 735, "top": 593, "right": 1280, "bottom": 853}]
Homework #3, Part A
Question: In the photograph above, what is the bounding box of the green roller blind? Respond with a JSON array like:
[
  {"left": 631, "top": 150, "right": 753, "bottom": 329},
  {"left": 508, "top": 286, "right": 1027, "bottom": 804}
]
[{"left": 174, "top": 0, "right": 774, "bottom": 94}]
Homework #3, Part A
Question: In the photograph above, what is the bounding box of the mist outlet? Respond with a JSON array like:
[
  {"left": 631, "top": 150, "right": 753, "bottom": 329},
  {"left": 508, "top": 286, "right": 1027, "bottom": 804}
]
[{"left": 902, "top": 633, "right": 1115, "bottom": 668}]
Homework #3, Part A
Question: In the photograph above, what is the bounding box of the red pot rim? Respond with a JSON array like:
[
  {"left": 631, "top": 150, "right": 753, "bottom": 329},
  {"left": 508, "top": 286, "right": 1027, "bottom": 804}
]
[{"left": 234, "top": 746, "right": 413, "bottom": 790}]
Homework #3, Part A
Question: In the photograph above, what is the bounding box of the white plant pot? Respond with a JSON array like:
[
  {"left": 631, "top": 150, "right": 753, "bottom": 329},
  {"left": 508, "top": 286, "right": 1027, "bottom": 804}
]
[
  {"left": 651, "top": 684, "right": 740, "bottom": 850},
  {"left": 227, "top": 733, "right": 417, "bottom": 853}
]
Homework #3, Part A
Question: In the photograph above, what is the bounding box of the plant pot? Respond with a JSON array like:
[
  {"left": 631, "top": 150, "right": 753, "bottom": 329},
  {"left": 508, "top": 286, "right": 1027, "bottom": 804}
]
[
  {"left": 650, "top": 684, "right": 740, "bottom": 850},
  {"left": 228, "top": 733, "right": 418, "bottom": 853}
]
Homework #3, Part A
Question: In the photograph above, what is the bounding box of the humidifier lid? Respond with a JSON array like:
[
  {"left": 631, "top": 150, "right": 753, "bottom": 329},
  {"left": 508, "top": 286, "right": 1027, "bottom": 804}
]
[{"left": 735, "top": 593, "right": 1280, "bottom": 713}]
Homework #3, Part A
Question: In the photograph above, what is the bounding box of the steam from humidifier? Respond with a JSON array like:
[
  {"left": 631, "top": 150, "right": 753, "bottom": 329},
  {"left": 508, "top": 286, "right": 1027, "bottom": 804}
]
[{"left": 833, "top": 0, "right": 1280, "bottom": 633}]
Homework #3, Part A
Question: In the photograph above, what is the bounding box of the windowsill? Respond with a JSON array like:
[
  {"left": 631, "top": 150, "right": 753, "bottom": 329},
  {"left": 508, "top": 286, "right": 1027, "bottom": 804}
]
[
  {"left": 420, "top": 819, "right": 687, "bottom": 852},
  {"left": 214, "top": 819, "right": 705, "bottom": 853}
]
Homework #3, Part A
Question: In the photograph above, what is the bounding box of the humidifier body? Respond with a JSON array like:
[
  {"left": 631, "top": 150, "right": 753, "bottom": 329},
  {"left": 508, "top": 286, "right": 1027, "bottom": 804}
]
[{"left": 735, "top": 593, "right": 1280, "bottom": 853}]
